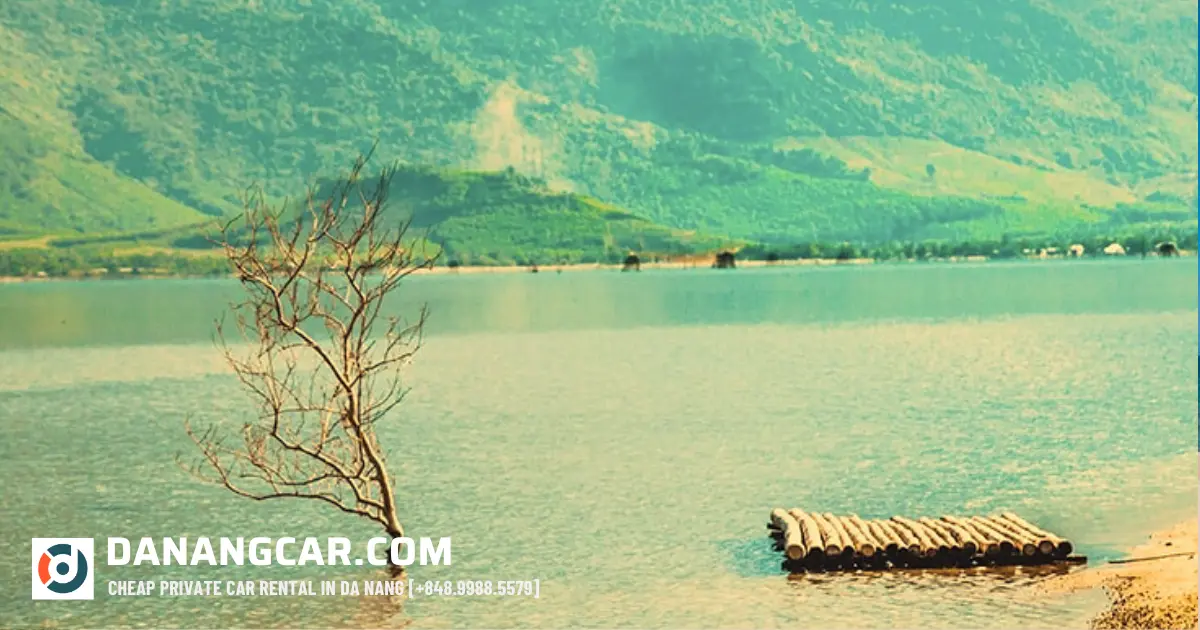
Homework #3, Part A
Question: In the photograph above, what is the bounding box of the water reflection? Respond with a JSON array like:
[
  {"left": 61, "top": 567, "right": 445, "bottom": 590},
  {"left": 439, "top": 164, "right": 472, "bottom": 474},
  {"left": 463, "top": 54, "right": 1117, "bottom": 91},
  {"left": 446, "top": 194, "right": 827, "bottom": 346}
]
[
  {"left": 785, "top": 563, "right": 1079, "bottom": 588},
  {"left": 0, "top": 260, "right": 1195, "bottom": 351}
]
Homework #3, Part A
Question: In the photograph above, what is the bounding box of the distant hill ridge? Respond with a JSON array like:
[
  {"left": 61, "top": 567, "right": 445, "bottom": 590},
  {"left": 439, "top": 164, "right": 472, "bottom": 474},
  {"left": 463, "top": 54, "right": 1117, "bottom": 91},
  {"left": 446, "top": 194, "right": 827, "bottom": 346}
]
[{"left": 0, "top": 0, "right": 1195, "bottom": 247}]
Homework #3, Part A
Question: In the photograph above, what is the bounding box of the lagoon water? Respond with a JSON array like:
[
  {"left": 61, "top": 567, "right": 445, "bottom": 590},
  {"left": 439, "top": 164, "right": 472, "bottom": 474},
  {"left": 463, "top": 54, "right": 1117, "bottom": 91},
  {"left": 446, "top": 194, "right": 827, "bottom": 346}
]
[{"left": 0, "top": 260, "right": 1196, "bottom": 628}]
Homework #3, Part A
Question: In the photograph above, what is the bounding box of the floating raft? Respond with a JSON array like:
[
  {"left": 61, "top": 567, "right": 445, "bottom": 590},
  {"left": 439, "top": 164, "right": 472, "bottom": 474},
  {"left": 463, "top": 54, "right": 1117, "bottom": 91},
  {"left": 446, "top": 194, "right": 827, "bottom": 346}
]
[{"left": 768, "top": 509, "right": 1086, "bottom": 572}]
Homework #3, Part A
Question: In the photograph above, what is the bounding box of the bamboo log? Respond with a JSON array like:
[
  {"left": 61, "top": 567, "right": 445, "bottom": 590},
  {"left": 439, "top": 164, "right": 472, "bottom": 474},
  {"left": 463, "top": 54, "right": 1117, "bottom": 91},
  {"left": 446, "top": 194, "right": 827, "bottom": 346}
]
[
  {"left": 840, "top": 515, "right": 876, "bottom": 558},
  {"left": 894, "top": 517, "right": 944, "bottom": 554},
  {"left": 921, "top": 518, "right": 979, "bottom": 552},
  {"left": 984, "top": 515, "right": 1040, "bottom": 557},
  {"left": 872, "top": 519, "right": 908, "bottom": 555},
  {"left": 891, "top": 516, "right": 939, "bottom": 557},
  {"left": 943, "top": 516, "right": 996, "bottom": 555},
  {"left": 823, "top": 512, "right": 856, "bottom": 557},
  {"left": 1108, "top": 552, "right": 1191, "bottom": 565},
  {"left": 979, "top": 515, "right": 1038, "bottom": 557},
  {"left": 771, "top": 510, "right": 806, "bottom": 560},
  {"left": 902, "top": 520, "right": 940, "bottom": 558},
  {"left": 768, "top": 509, "right": 785, "bottom": 547},
  {"left": 846, "top": 515, "right": 880, "bottom": 548},
  {"left": 885, "top": 518, "right": 923, "bottom": 556},
  {"left": 921, "top": 518, "right": 960, "bottom": 552},
  {"left": 916, "top": 518, "right": 955, "bottom": 552},
  {"left": 859, "top": 516, "right": 897, "bottom": 554},
  {"left": 998, "top": 512, "right": 1072, "bottom": 557},
  {"left": 788, "top": 509, "right": 826, "bottom": 561},
  {"left": 935, "top": 518, "right": 979, "bottom": 556},
  {"left": 860, "top": 518, "right": 897, "bottom": 555},
  {"left": 810, "top": 512, "right": 847, "bottom": 557},
  {"left": 995, "top": 514, "right": 1055, "bottom": 556},
  {"left": 834, "top": 516, "right": 863, "bottom": 557},
  {"left": 927, "top": 518, "right": 969, "bottom": 554},
  {"left": 967, "top": 516, "right": 1017, "bottom": 555}
]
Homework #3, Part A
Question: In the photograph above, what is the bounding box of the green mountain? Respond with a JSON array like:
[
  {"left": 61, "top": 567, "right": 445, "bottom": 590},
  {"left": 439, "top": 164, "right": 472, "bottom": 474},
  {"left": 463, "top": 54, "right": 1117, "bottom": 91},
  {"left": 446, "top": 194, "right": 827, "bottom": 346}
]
[
  {"left": 0, "top": 164, "right": 730, "bottom": 276},
  {"left": 302, "top": 164, "right": 734, "bottom": 265},
  {"left": 0, "top": 0, "right": 1196, "bottom": 246}
]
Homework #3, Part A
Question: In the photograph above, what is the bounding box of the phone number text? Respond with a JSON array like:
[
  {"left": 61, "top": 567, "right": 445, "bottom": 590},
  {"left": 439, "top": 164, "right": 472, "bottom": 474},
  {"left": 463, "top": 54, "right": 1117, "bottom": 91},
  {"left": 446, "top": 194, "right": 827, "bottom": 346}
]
[{"left": 406, "top": 579, "right": 540, "bottom": 598}]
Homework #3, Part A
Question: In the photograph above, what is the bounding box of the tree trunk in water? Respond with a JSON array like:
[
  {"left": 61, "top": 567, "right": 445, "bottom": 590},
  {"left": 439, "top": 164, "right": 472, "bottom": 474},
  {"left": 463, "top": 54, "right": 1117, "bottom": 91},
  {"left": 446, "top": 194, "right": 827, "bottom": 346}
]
[{"left": 386, "top": 530, "right": 408, "bottom": 578}]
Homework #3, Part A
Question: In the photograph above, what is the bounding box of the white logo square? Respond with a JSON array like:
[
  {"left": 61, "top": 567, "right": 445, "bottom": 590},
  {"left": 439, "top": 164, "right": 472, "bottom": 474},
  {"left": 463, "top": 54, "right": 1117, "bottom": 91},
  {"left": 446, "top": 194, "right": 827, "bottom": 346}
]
[{"left": 31, "top": 538, "right": 95, "bottom": 600}]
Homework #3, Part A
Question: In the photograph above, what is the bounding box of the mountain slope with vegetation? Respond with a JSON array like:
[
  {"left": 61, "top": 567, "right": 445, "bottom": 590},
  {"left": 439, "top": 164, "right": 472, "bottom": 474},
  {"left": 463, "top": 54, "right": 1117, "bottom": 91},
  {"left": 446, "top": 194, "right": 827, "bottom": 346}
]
[
  {"left": 310, "top": 164, "right": 736, "bottom": 265},
  {"left": 0, "top": 163, "right": 734, "bottom": 276},
  {"left": 0, "top": 0, "right": 1195, "bottom": 247}
]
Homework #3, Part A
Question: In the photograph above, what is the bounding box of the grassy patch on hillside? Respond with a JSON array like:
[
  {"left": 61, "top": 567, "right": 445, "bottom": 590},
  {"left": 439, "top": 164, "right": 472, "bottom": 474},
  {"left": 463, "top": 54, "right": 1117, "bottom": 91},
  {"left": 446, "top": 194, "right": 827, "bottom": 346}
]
[
  {"left": 782, "top": 136, "right": 1140, "bottom": 206},
  {"left": 0, "top": 114, "right": 212, "bottom": 234}
]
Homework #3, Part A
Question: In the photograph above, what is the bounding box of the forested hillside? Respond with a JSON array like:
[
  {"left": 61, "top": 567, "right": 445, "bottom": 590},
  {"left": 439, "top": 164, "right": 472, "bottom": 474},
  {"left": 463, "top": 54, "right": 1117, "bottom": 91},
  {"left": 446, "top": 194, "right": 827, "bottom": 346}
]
[{"left": 0, "top": 0, "right": 1195, "bottom": 246}]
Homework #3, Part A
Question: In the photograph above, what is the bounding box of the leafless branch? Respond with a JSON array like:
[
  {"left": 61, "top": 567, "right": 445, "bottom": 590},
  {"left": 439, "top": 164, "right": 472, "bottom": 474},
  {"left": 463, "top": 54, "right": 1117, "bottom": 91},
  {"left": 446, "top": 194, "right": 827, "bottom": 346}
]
[{"left": 180, "top": 145, "right": 437, "bottom": 539}]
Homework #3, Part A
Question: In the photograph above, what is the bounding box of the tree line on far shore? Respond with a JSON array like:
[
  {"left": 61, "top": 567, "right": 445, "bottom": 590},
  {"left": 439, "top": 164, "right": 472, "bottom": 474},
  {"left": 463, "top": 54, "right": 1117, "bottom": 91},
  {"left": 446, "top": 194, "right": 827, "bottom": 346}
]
[
  {"left": 739, "top": 228, "right": 1197, "bottom": 262},
  {"left": 0, "top": 248, "right": 230, "bottom": 278},
  {"left": 0, "top": 224, "right": 1194, "bottom": 279}
]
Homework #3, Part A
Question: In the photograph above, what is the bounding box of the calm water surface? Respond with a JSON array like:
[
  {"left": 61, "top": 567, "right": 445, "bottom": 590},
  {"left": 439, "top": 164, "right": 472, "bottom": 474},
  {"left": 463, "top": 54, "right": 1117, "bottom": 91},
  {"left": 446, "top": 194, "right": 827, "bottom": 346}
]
[{"left": 0, "top": 260, "right": 1196, "bottom": 628}]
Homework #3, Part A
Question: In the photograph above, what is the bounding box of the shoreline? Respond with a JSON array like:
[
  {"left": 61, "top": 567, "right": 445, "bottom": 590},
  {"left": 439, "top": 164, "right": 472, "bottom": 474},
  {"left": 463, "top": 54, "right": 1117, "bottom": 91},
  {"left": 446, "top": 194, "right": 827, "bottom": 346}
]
[
  {"left": 1041, "top": 518, "right": 1198, "bottom": 629},
  {"left": 0, "top": 252, "right": 1193, "bottom": 283}
]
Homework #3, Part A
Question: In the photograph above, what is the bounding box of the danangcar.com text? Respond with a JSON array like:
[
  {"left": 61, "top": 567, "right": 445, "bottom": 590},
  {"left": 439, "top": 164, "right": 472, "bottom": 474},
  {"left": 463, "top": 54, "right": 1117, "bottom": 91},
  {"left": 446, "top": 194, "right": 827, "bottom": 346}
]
[{"left": 105, "top": 537, "right": 451, "bottom": 567}]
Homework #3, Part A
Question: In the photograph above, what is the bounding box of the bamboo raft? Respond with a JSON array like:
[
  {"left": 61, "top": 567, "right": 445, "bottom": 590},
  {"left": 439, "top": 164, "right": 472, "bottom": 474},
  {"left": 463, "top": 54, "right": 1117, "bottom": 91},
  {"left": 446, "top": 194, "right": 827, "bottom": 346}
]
[{"left": 768, "top": 509, "right": 1085, "bottom": 572}]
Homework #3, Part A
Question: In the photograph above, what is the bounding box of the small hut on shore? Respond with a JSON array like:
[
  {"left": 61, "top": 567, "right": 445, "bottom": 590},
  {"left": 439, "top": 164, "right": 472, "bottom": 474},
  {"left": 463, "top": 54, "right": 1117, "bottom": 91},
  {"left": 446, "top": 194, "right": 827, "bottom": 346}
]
[{"left": 713, "top": 251, "right": 736, "bottom": 269}]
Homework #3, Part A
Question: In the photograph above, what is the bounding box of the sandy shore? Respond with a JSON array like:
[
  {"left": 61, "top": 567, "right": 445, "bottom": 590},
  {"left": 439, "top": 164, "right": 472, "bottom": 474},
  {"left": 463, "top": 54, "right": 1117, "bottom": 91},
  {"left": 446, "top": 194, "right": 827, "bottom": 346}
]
[{"left": 1041, "top": 519, "right": 1198, "bottom": 629}]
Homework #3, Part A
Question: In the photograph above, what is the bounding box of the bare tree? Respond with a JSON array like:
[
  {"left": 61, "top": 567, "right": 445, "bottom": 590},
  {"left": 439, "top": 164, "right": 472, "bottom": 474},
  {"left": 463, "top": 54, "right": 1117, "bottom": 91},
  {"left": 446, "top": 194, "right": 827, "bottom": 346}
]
[{"left": 181, "top": 147, "right": 435, "bottom": 544}]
